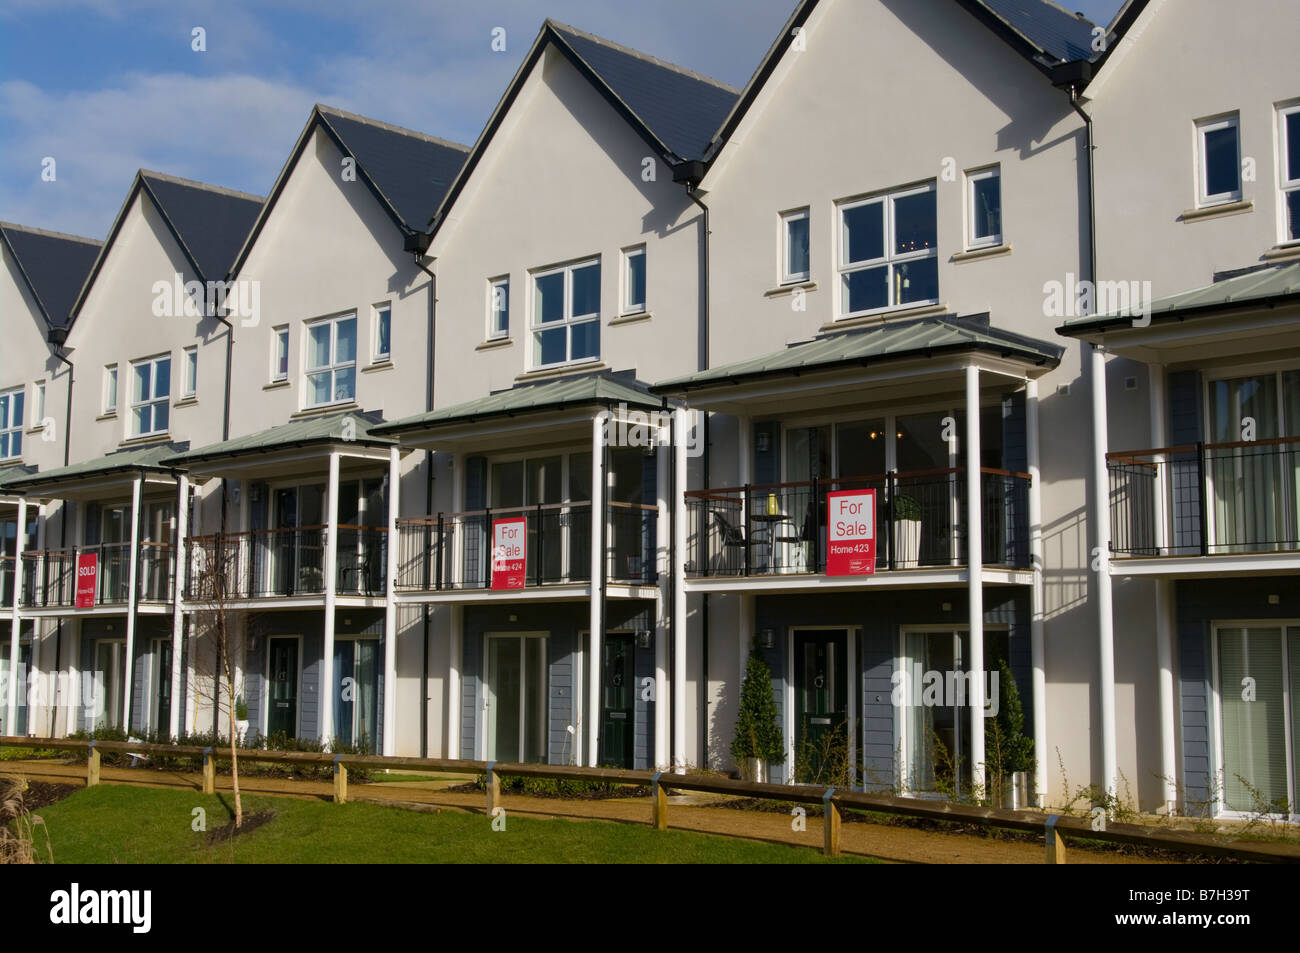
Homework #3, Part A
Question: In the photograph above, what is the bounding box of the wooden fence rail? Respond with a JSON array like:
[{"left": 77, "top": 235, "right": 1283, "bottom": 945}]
[{"left": 3, "top": 736, "right": 1297, "bottom": 864}]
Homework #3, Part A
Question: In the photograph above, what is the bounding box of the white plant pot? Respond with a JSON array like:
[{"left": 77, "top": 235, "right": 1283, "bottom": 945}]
[
  {"left": 236, "top": 719, "right": 250, "bottom": 746},
  {"left": 892, "top": 519, "right": 921, "bottom": 567}
]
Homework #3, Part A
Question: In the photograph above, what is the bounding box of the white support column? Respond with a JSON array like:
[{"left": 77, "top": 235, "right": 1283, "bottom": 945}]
[
  {"left": 654, "top": 427, "right": 670, "bottom": 770},
  {"left": 1091, "top": 344, "right": 1118, "bottom": 799},
  {"left": 7, "top": 498, "right": 27, "bottom": 733},
  {"left": 169, "top": 475, "right": 188, "bottom": 740},
  {"left": 1026, "top": 379, "right": 1047, "bottom": 807},
  {"left": 737, "top": 416, "right": 752, "bottom": 680},
  {"left": 321, "top": 450, "right": 340, "bottom": 745},
  {"left": 587, "top": 412, "right": 607, "bottom": 767},
  {"left": 1148, "top": 363, "right": 1178, "bottom": 811},
  {"left": 447, "top": 454, "right": 463, "bottom": 759},
  {"left": 383, "top": 446, "right": 400, "bottom": 756},
  {"left": 32, "top": 505, "right": 46, "bottom": 736},
  {"left": 965, "top": 365, "right": 986, "bottom": 794},
  {"left": 673, "top": 407, "right": 689, "bottom": 773},
  {"left": 123, "top": 475, "right": 142, "bottom": 732}
]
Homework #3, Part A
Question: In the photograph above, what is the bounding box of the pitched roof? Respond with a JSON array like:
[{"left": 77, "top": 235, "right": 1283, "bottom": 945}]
[
  {"left": 1, "top": 441, "right": 186, "bottom": 492},
  {"left": 1057, "top": 262, "right": 1300, "bottom": 337},
  {"left": 164, "top": 411, "right": 394, "bottom": 466},
  {"left": 0, "top": 464, "right": 37, "bottom": 493},
  {"left": 654, "top": 315, "right": 1063, "bottom": 393},
  {"left": 372, "top": 373, "right": 661, "bottom": 436},
  {"left": 0, "top": 222, "right": 102, "bottom": 329}
]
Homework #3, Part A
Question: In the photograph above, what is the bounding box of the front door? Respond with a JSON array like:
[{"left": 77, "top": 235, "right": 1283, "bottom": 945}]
[
  {"left": 793, "top": 629, "right": 848, "bottom": 783},
  {"left": 151, "top": 638, "right": 172, "bottom": 736},
  {"left": 600, "top": 634, "right": 634, "bottom": 768},
  {"left": 484, "top": 634, "right": 547, "bottom": 763},
  {"left": 267, "top": 638, "right": 298, "bottom": 738}
]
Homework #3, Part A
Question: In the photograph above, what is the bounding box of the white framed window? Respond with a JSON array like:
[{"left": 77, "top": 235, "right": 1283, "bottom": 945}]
[
  {"left": 1197, "top": 114, "right": 1242, "bottom": 206},
  {"left": 129, "top": 354, "right": 171, "bottom": 437},
  {"left": 1279, "top": 102, "right": 1300, "bottom": 243},
  {"left": 0, "top": 387, "right": 23, "bottom": 460},
  {"left": 32, "top": 380, "right": 46, "bottom": 426},
  {"left": 966, "top": 166, "right": 1002, "bottom": 249},
  {"left": 182, "top": 346, "right": 197, "bottom": 399},
  {"left": 838, "top": 182, "right": 939, "bottom": 318},
  {"left": 488, "top": 277, "right": 510, "bottom": 340},
  {"left": 781, "top": 208, "right": 810, "bottom": 283},
  {"left": 530, "top": 258, "right": 600, "bottom": 369},
  {"left": 103, "top": 364, "right": 118, "bottom": 415},
  {"left": 373, "top": 303, "right": 391, "bottom": 362},
  {"left": 304, "top": 313, "right": 357, "bottom": 408},
  {"left": 271, "top": 326, "right": 289, "bottom": 383},
  {"left": 622, "top": 245, "right": 646, "bottom": 314}
]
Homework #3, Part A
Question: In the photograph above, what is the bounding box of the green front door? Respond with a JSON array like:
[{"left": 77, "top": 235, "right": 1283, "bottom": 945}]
[
  {"left": 600, "top": 634, "right": 635, "bottom": 768},
  {"left": 793, "top": 629, "right": 848, "bottom": 783},
  {"left": 267, "top": 638, "right": 298, "bottom": 738}
]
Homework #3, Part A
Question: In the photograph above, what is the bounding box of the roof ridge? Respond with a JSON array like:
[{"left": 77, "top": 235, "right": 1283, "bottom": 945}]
[
  {"left": 316, "top": 104, "right": 471, "bottom": 153},
  {"left": 545, "top": 18, "right": 742, "bottom": 95},
  {"left": 0, "top": 221, "right": 102, "bottom": 246},
  {"left": 138, "top": 169, "right": 265, "bottom": 203}
]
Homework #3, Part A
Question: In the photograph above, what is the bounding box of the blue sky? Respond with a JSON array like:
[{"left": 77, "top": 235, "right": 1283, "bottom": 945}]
[{"left": 0, "top": 0, "right": 1125, "bottom": 239}]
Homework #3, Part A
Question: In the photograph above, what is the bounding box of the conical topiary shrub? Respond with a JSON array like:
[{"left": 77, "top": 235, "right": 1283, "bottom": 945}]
[{"left": 731, "top": 644, "right": 785, "bottom": 780}]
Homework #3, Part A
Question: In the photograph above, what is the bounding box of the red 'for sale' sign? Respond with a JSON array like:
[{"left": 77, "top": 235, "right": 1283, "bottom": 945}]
[
  {"left": 826, "top": 490, "right": 876, "bottom": 576},
  {"left": 490, "top": 517, "right": 527, "bottom": 590},
  {"left": 75, "top": 551, "right": 99, "bottom": 608}
]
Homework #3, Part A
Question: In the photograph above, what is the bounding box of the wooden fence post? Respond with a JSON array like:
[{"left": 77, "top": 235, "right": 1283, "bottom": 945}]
[
  {"left": 202, "top": 747, "right": 215, "bottom": 795},
  {"left": 651, "top": 772, "right": 668, "bottom": 830},
  {"left": 485, "top": 761, "right": 499, "bottom": 814},
  {"left": 86, "top": 741, "right": 100, "bottom": 788},
  {"left": 1045, "top": 814, "right": 1067, "bottom": 864},
  {"left": 823, "top": 788, "right": 841, "bottom": 857},
  {"left": 333, "top": 755, "right": 348, "bottom": 804}
]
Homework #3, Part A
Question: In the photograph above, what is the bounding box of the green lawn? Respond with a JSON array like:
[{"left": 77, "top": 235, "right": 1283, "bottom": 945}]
[{"left": 30, "top": 785, "right": 875, "bottom": 864}]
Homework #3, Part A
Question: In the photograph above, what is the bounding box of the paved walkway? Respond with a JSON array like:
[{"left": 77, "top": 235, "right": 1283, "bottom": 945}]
[{"left": 2, "top": 760, "right": 1166, "bottom": 864}]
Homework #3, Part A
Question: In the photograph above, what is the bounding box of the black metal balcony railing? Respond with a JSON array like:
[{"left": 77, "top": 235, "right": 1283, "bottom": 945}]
[
  {"left": 335, "top": 526, "right": 388, "bottom": 595},
  {"left": 185, "top": 527, "right": 386, "bottom": 600},
  {"left": 395, "top": 500, "right": 657, "bottom": 592},
  {"left": 0, "top": 555, "right": 14, "bottom": 609},
  {"left": 16, "top": 541, "right": 168, "bottom": 608},
  {"left": 683, "top": 468, "right": 1031, "bottom": 578},
  {"left": 1109, "top": 437, "right": 1300, "bottom": 557}
]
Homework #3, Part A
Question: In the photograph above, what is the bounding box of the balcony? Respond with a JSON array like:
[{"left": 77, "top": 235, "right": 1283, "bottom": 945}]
[
  {"left": 395, "top": 501, "right": 657, "bottom": 593},
  {"left": 18, "top": 542, "right": 176, "bottom": 608},
  {"left": 184, "top": 526, "right": 389, "bottom": 601},
  {"left": 684, "top": 469, "right": 1030, "bottom": 578},
  {"left": 1108, "top": 437, "right": 1300, "bottom": 560}
]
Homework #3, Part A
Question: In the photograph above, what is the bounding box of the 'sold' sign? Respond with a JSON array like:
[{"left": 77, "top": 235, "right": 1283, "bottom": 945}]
[
  {"left": 75, "top": 551, "right": 99, "bottom": 607},
  {"left": 826, "top": 490, "right": 876, "bottom": 576},
  {"left": 490, "top": 517, "right": 527, "bottom": 590}
]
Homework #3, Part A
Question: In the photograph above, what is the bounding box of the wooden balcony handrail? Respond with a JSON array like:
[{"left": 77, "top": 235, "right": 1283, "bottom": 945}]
[
  {"left": 607, "top": 501, "right": 658, "bottom": 512},
  {"left": 686, "top": 467, "right": 1031, "bottom": 497},
  {"left": 1108, "top": 435, "right": 1300, "bottom": 462}
]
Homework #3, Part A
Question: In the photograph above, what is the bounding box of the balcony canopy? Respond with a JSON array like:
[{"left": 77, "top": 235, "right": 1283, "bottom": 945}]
[
  {"left": 0, "top": 464, "right": 37, "bottom": 502},
  {"left": 2, "top": 441, "right": 184, "bottom": 500},
  {"left": 652, "top": 314, "right": 1062, "bottom": 416},
  {"left": 1057, "top": 261, "right": 1300, "bottom": 363}
]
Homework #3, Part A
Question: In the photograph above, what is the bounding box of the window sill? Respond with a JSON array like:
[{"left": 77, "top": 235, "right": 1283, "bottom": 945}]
[
  {"left": 174, "top": 397, "right": 198, "bottom": 408},
  {"left": 1181, "top": 199, "right": 1253, "bottom": 222},
  {"left": 821, "top": 301, "right": 948, "bottom": 332},
  {"left": 96, "top": 412, "right": 118, "bottom": 421},
  {"left": 1262, "top": 242, "right": 1300, "bottom": 262},
  {"left": 118, "top": 433, "right": 170, "bottom": 449},
  {"left": 952, "top": 243, "right": 1011, "bottom": 263},
  {"left": 476, "top": 337, "right": 513, "bottom": 351},
  {"left": 609, "top": 311, "right": 652, "bottom": 326},
  {"left": 291, "top": 402, "right": 360, "bottom": 420},
  {"left": 361, "top": 360, "right": 393, "bottom": 373},
  {"left": 515, "top": 361, "right": 607, "bottom": 384},
  {"left": 765, "top": 279, "right": 817, "bottom": 298},
  {"left": 263, "top": 379, "right": 291, "bottom": 391}
]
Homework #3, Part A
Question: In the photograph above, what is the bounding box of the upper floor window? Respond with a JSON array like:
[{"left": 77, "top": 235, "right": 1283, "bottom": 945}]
[
  {"left": 305, "top": 313, "right": 356, "bottom": 407},
  {"left": 1279, "top": 102, "right": 1300, "bottom": 242},
  {"left": 531, "top": 258, "right": 600, "bottom": 369},
  {"left": 32, "top": 380, "right": 46, "bottom": 426},
  {"left": 182, "top": 346, "right": 197, "bottom": 399},
  {"left": 781, "top": 208, "right": 810, "bottom": 283},
  {"left": 967, "top": 166, "right": 1002, "bottom": 249},
  {"left": 622, "top": 245, "right": 646, "bottom": 314},
  {"left": 103, "top": 364, "right": 118, "bottom": 415},
  {"left": 838, "top": 182, "right": 938, "bottom": 318},
  {"left": 488, "top": 277, "right": 509, "bottom": 340},
  {"left": 130, "top": 354, "right": 170, "bottom": 437},
  {"left": 1197, "top": 114, "right": 1241, "bottom": 206},
  {"left": 0, "top": 387, "right": 23, "bottom": 460},
  {"left": 271, "top": 326, "right": 289, "bottom": 383},
  {"left": 373, "top": 303, "right": 391, "bottom": 362}
]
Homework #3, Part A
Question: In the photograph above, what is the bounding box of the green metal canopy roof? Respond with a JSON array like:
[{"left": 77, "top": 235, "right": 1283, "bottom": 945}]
[
  {"left": 0, "top": 464, "right": 37, "bottom": 493},
  {"left": 164, "top": 411, "right": 394, "bottom": 466},
  {"left": 2, "top": 442, "right": 186, "bottom": 491},
  {"left": 652, "top": 315, "right": 1063, "bottom": 394},
  {"left": 371, "top": 373, "right": 661, "bottom": 437},
  {"left": 1057, "top": 262, "right": 1300, "bottom": 336}
]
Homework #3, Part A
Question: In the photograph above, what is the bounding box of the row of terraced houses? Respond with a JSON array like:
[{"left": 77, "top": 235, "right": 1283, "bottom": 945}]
[{"left": 3, "top": 0, "right": 1299, "bottom": 819}]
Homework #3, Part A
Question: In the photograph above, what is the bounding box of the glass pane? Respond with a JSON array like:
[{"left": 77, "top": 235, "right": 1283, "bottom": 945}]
[
  {"left": 626, "top": 252, "right": 646, "bottom": 309},
  {"left": 300, "top": 484, "right": 325, "bottom": 526},
  {"left": 786, "top": 216, "right": 810, "bottom": 276},
  {"left": 570, "top": 320, "right": 599, "bottom": 362},
  {"left": 7, "top": 433, "right": 18, "bottom": 458},
  {"left": 334, "top": 641, "right": 355, "bottom": 748},
  {"left": 1204, "top": 125, "right": 1240, "bottom": 197},
  {"left": 132, "top": 406, "right": 150, "bottom": 436},
  {"left": 524, "top": 637, "right": 546, "bottom": 763},
  {"left": 133, "top": 363, "right": 150, "bottom": 402},
  {"left": 535, "top": 272, "right": 564, "bottom": 324},
  {"left": 842, "top": 202, "right": 883, "bottom": 265},
  {"left": 336, "top": 318, "right": 356, "bottom": 365},
  {"left": 333, "top": 366, "right": 355, "bottom": 402},
  {"left": 307, "top": 371, "right": 331, "bottom": 406},
  {"left": 534, "top": 327, "right": 566, "bottom": 367},
  {"left": 571, "top": 262, "right": 601, "bottom": 317},
  {"left": 488, "top": 637, "right": 522, "bottom": 763},
  {"left": 836, "top": 420, "right": 887, "bottom": 479},
  {"left": 894, "top": 189, "right": 937, "bottom": 255},
  {"left": 842, "top": 266, "right": 888, "bottom": 314},
  {"left": 10, "top": 391, "right": 22, "bottom": 427},
  {"left": 971, "top": 174, "right": 1001, "bottom": 241},
  {"left": 526, "top": 456, "right": 563, "bottom": 505},
  {"left": 1209, "top": 375, "right": 1280, "bottom": 552},
  {"left": 1288, "top": 112, "right": 1300, "bottom": 182},
  {"left": 185, "top": 351, "right": 197, "bottom": 393},
  {"left": 308, "top": 323, "right": 331, "bottom": 370},
  {"left": 154, "top": 357, "right": 170, "bottom": 398},
  {"left": 376, "top": 310, "right": 390, "bottom": 356},
  {"left": 0, "top": 434, "right": 8, "bottom": 460},
  {"left": 491, "top": 461, "right": 524, "bottom": 509},
  {"left": 0, "top": 394, "right": 8, "bottom": 427},
  {"left": 785, "top": 426, "right": 831, "bottom": 484},
  {"left": 1286, "top": 190, "right": 1300, "bottom": 243},
  {"left": 355, "top": 640, "right": 378, "bottom": 752},
  {"left": 1217, "top": 627, "right": 1287, "bottom": 812},
  {"left": 897, "top": 412, "right": 950, "bottom": 471},
  {"left": 1291, "top": 627, "right": 1300, "bottom": 805},
  {"left": 492, "top": 282, "right": 509, "bottom": 334},
  {"left": 895, "top": 257, "right": 939, "bottom": 305},
  {"left": 569, "top": 451, "right": 592, "bottom": 500},
  {"left": 153, "top": 401, "right": 169, "bottom": 434}
]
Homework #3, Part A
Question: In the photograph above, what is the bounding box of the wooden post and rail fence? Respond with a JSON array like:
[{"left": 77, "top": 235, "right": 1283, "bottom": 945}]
[{"left": 3, "top": 735, "right": 1298, "bottom": 864}]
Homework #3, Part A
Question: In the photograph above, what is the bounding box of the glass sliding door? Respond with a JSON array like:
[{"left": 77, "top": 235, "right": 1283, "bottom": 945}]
[
  {"left": 333, "top": 638, "right": 379, "bottom": 752},
  {"left": 91, "top": 639, "right": 127, "bottom": 731},
  {"left": 897, "top": 412, "right": 956, "bottom": 566},
  {"left": 484, "top": 634, "right": 547, "bottom": 763},
  {"left": 1215, "top": 625, "right": 1295, "bottom": 815},
  {"left": 1208, "top": 376, "right": 1283, "bottom": 552},
  {"left": 0, "top": 641, "right": 30, "bottom": 736}
]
